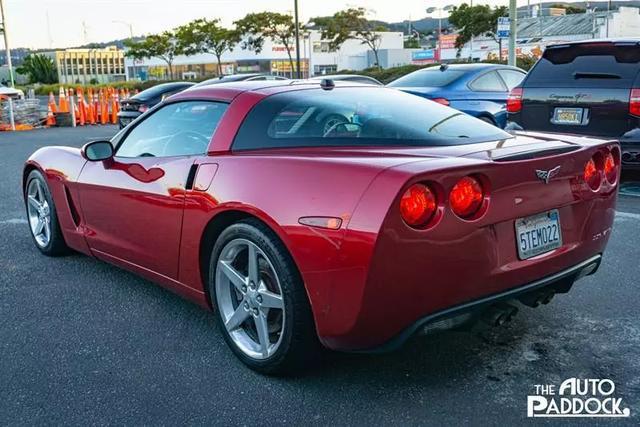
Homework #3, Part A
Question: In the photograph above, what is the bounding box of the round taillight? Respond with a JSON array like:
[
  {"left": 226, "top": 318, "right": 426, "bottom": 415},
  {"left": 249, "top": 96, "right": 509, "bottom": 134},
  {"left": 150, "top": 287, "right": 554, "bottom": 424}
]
[
  {"left": 584, "top": 158, "right": 601, "bottom": 191},
  {"left": 604, "top": 151, "right": 617, "bottom": 184},
  {"left": 400, "top": 183, "right": 437, "bottom": 227},
  {"left": 449, "top": 176, "right": 484, "bottom": 218}
]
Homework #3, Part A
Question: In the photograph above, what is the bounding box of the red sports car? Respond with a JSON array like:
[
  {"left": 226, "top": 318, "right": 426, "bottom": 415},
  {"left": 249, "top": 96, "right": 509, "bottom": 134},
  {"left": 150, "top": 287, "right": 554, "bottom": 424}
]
[{"left": 24, "top": 80, "right": 619, "bottom": 374}]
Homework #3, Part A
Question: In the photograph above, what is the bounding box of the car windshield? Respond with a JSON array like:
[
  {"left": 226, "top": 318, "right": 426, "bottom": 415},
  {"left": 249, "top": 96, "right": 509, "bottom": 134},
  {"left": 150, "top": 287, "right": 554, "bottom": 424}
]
[
  {"left": 232, "top": 88, "right": 511, "bottom": 150},
  {"left": 387, "top": 68, "right": 466, "bottom": 88}
]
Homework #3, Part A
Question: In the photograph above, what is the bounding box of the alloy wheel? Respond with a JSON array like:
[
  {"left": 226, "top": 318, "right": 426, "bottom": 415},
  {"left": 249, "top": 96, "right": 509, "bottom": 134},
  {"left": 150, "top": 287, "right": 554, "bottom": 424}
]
[{"left": 26, "top": 179, "right": 51, "bottom": 248}]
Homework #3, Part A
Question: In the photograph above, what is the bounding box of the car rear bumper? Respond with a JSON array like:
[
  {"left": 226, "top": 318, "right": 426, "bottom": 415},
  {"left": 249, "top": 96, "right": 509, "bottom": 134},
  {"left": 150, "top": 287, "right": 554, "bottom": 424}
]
[
  {"left": 117, "top": 111, "right": 141, "bottom": 127},
  {"left": 356, "top": 254, "right": 602, "bottom": 353}
]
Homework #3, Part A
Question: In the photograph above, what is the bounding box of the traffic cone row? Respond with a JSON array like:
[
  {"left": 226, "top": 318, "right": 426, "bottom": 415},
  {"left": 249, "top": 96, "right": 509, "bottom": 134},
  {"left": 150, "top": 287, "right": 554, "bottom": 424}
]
[{"left": 49, "top": 86, "right": 132, "bottom": 127}]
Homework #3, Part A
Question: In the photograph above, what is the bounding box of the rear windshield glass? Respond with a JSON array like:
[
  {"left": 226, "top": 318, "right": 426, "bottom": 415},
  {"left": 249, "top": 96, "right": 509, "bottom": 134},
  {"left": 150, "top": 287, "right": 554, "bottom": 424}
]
[
  {"left": 232, "top": 88, "right": 511, "bottom": 150},
  {"left": 136, "top": 83, "right": 191, "bottom": 99},
  {"left": 526, "top": 43, "right": 640, "bottom": 88},
  {"left": 387, "top": 68, "right": 465, "bottom": 88}
]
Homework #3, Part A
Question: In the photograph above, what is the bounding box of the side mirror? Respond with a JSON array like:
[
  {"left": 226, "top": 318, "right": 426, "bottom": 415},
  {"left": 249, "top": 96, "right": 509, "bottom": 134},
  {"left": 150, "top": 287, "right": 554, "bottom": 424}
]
[{"left": 81, "top": 140, "right": 114, "bottom": 161}]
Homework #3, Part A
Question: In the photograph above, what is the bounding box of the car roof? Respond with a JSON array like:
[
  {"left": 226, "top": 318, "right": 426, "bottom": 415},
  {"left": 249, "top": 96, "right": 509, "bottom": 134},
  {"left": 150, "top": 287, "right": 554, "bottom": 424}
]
[
  {"left": 170, "top": 80, "right": 381, "bottom": 102},
  {"left": 133, "top": 82, "right": 194, "bottom": 100},
  {"left": 424, "top": 63, "right": 523, "bottom": 72},
  {"left": 547, "top": 38, "right": 640, "bottom": 47}
]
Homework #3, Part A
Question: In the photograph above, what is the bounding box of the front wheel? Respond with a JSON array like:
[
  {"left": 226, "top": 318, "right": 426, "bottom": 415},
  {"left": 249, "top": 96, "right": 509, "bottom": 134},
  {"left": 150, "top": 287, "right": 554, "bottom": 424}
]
[{"left": 209, "top": 219, "right": 321, "bottom": 375}]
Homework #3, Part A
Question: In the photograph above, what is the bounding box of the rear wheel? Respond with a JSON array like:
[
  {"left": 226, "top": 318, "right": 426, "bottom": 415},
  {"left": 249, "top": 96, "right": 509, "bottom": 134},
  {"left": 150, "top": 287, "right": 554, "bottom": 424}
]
[
  {"left": 24, "top": 170, "right": 69, "bottom": 256},
  {"left": 209, "top": 219, "right": 321, "bottom": 375}
]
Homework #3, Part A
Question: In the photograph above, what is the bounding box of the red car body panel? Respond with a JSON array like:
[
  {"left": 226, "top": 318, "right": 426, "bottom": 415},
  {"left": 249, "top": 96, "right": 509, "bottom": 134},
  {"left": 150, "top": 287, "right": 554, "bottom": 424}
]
[{"left": 24, "top": 82, "right": 619, "bottom": 351}]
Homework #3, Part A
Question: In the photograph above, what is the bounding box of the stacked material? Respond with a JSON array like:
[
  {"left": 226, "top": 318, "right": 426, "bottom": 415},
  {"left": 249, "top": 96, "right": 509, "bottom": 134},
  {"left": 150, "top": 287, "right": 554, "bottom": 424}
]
[{"left": 0, "top": 98, "right": 41, "bottom": 131}]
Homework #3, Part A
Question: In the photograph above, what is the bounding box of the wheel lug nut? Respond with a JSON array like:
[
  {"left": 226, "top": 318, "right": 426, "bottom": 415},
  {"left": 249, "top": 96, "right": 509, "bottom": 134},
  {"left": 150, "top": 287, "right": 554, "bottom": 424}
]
[
  {"left": 253, "top": 308, "right": 259, "bottom": 316},
  {"left": 244, "top": 302, "right": 250, "bottom": 310},
  {"left": 256, "top": 295, "right": 263, "bottom": 304}
]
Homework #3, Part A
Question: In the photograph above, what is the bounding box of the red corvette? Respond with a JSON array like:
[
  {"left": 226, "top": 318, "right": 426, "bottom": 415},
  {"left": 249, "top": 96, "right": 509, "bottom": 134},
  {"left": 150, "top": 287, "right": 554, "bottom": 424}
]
[{"left": 24, "top": 80, "right": 619, "bottom": 374}]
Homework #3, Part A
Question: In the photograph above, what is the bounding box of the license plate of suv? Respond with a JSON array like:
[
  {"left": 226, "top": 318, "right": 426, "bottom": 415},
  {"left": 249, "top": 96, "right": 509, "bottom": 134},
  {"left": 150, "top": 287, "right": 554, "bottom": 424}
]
[
  {"left": 552, "top": 107, "right": 584, "bottom": 125},
  {"left": 515, "top": 210, "right": 562, "bottom": 260}
]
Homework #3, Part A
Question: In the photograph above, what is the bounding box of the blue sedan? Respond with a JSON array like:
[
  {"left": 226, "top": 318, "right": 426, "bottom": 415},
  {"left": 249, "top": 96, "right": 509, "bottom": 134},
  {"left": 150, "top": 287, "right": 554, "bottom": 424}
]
[{"left": 387, "top": 63, "right": 526, "bottom": 128}]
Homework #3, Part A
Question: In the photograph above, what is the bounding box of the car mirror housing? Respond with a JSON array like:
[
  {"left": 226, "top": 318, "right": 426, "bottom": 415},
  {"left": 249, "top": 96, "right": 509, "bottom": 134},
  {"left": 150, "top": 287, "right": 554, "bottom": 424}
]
[{"left": 81, "top": 140, "right": 114, "bottom": 161}]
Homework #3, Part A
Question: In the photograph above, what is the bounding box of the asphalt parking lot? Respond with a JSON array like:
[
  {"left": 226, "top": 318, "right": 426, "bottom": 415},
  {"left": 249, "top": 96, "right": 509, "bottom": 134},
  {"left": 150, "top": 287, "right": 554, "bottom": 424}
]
[{"left": 1, "top": 127, "right": 638, "bottom": 425}]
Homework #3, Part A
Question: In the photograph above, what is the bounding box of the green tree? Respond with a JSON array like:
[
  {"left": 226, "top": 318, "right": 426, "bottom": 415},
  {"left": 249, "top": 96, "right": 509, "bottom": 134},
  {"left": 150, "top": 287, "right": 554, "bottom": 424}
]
[
  {"left": 448, "top": 3, "right": 508, "bottom": 51},
  {"left": 234, "top": 12, "right": 300, "bottom": 75},
  {"left": 16, "top": 54, "right": 58, "bottom": 84},
  {"left": 124, "top": 31, "right": 182, "bottom": 79},
  {"left": 312, "top": 8, "right": 388, "bottom": 69},
  {"left": 176, "top": 18, "right": 240, "bottom": 76},
  {"left": 550, "top": 3, "right": 586, "bottom": 14}
]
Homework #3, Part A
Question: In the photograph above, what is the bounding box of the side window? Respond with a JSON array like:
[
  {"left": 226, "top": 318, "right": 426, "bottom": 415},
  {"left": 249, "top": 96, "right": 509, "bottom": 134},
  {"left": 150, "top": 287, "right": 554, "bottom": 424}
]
[
  {"left": 497, "top": 70, "right": 526, "bottom": 90},
  {"left": 116, "top": 101, "right": 228, "bottom": 158},
  {"left": 470, "top": 71, "right": 507, "bottom": 92},
  {"left": 248, "top": 76, "right": 267, "bottom": 81}
]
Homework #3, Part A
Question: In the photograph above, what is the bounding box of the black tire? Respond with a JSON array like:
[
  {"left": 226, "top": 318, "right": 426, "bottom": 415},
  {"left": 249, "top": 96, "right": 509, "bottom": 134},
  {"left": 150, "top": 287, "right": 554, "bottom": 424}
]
[
  {"left": 208, "top": 219, "right": 322, "bottom": 375},
  {"left": 24, "top": 169, "right": 70, "bottom": 256}
]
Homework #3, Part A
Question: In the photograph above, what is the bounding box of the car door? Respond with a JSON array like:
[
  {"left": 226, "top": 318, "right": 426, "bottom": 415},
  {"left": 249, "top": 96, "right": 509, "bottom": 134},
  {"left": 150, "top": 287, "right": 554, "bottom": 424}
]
[
  {"left": 467, "top": 70, "right": 511, "bottom": 126},
  {"left": 77, "top": 100, "right": 228, "bottom": 279}
]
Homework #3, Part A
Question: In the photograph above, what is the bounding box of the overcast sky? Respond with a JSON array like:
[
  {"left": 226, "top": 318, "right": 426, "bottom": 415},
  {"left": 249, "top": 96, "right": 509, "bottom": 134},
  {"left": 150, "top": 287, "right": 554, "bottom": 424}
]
[{"left": 3, "top": 0, "right": 590, "bottom": 49}]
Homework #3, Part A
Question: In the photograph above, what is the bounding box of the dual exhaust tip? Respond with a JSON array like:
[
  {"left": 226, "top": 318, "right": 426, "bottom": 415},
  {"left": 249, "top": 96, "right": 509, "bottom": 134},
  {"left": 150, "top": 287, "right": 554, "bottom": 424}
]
[
  {"left": 622, "top": 151, "right": 640, "bottom": 163},
  {"left": 481, "top": 290, "right": 556, "bottom": 327}
]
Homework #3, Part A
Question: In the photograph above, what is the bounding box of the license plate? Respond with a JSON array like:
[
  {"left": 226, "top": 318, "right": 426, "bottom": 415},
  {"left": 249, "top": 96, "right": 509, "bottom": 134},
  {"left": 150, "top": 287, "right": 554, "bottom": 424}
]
[
  {"left": 515, "top": 210, "right": 562, "bottom": 260},
  {"left": 552, "top": 107, "right": 584, "bottom": 125}
]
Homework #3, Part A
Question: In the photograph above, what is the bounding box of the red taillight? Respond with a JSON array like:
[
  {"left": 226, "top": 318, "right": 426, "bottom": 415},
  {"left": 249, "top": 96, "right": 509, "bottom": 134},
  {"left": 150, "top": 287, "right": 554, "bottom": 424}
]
[
  {"left": 584, "top": 158, "right": 601, "bottom": 191},
  {"left": 506, "top": 87, "right": 523, "bottom": 113},
  {"left": 432, "top": 98, "right": 450, "bottom": 106},
  {"left": 138, "top": 104, "right": 149, "bottom": 113},
  {"left": 449, "top": 176, "right": 484, "bottom": 219},
  {"left": 400, "top": 183, "right": 437, "bottom": 227},
  {"left": 630, "top": 89, "right": 640, "bottom": 117},
  {"left": 604, "top": 149, "right": 618, "bottom": 184}
]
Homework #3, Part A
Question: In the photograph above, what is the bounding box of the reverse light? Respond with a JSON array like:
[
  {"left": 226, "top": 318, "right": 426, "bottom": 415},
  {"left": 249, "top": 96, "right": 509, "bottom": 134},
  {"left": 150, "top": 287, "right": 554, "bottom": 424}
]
[
  {"left": 630, "top": 89, "right": 640, "bottom": 117},
  {"left": 506, "top": 87, "right": 523, "bottom": 113},
  {"left": 584, "top": 158, "right": 601, "bottom": 191},
  {"left": 431, "top": 98, "right": 450, "bottom": 106},
  {"left": 449, "top": 176, "right": 484, "bottom": 219},
  {"left": 400, "top": 183, "right": 437, "bottom": 228}
]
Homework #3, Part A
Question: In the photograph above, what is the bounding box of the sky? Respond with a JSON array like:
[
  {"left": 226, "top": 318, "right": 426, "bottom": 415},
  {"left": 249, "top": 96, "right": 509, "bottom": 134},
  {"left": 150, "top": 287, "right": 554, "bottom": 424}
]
[{"left": 3, "top": 0, "right": 588, "bottom": 49}]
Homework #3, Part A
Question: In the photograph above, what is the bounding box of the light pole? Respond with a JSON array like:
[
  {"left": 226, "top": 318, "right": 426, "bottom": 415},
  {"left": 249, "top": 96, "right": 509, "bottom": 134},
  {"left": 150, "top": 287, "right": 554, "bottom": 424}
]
[
  {"left": 294, "top": 0, "right": 302, "bottom": 79},
  {"left": 113, "top": 20, "right": 136, "bottom": 80},
  {"left": 0, "top": 0, "right": 14, "bottom": 87},
  {"left": 508, "top": 0, "right": 517, "bottom": 67},
  {"left": 426, "top": 5, "right": 454, "bottom": 62}
]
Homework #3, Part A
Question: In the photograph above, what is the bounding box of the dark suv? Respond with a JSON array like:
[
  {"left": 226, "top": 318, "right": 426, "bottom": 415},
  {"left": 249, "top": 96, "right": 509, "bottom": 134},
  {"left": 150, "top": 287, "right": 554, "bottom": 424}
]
[{"left": 507, "top": 39, "right": 640, "bottom": 170}]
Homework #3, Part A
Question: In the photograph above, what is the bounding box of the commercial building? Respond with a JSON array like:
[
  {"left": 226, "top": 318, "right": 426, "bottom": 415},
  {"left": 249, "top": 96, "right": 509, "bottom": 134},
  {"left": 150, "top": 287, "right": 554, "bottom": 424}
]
[
  {"left": 44, "top": 46, "right": 126, "bottom": 85},
  {"left": 124, "top": 30, "right": 404, "bottom": 80},
  {"left": 441, "top": 6, "right": 640, "bottom": 62}
]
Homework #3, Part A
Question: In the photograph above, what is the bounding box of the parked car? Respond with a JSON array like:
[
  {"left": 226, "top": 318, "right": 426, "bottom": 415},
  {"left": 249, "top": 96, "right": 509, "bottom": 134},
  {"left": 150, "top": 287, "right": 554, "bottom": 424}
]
[
  {"left": 309, "top": 74, "right": 383, "bottom": 85},
  {"left": 507, "top": 39, "right": 640, "bottom": 170},
  {"left": 388, "top": 63, "right": 526, "bottom": 128},
  {"left": 193, "top": 73, "right": 289, "bottom": 88},
  {"left": 24, "top": 80, "right": 618, "bottom": 374},
  {"left": 0, "top": 84, "right": 24, "bottom": 100},
  {"left": 117, "top": 82, "right": 195, "bottom": 128}
]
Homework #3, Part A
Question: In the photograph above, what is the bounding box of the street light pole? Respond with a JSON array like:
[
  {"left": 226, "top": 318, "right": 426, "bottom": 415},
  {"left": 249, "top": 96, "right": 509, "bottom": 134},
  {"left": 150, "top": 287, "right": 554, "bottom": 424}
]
[
  {"left": 0, "top": 0, "right": 14, "bottom": 87},
  {"left": 508, "top": 0, "right": 517, "bottom": 66},
  {"left": 294, "top": 0, "right": 302, "bottom": 79},
  {"left": 113, "top": 20, "right": 136, "bottom": 80}
]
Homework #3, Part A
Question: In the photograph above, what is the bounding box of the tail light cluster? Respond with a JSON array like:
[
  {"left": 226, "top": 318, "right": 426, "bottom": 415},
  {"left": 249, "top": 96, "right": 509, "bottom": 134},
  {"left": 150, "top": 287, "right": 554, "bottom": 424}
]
[
  {"left": 400, "top": 175, "right": 488, "bottom": 229},
  {"left": 583, "top": 146, "right": 620, "bottom": 191},
  {"left": 506, "top": 88, "right": 523, "bottom": 113},
  {"left": 630, "top": 89, "right": 640, "bottom": 117}
]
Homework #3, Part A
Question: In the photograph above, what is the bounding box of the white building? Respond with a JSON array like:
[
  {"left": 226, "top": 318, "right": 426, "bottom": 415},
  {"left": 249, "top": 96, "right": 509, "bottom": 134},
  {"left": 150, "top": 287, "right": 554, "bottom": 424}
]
[
  {"left": 124, "top": 30, "right": 404, "bottom": 80},
  {"left": 442, "top": 6, "right": 640, "bottom": 62}
]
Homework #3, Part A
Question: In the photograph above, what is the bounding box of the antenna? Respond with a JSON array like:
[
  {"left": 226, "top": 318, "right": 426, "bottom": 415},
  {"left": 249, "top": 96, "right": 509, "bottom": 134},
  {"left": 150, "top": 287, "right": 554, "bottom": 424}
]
[{"left": 82, "top": 21, "right": 89, "bottom": 44}]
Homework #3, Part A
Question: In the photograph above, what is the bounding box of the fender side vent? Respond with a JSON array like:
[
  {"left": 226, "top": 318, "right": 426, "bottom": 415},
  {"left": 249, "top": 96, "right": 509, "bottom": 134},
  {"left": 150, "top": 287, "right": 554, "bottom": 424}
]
[{"left": 64, "top": 186, "right": 81, "bottom": 227}]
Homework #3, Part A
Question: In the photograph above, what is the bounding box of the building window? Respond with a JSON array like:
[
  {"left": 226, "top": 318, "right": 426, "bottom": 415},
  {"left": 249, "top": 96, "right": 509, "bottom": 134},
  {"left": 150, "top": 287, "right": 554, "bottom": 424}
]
[
  {"left": 314, "top": 64, "right": 337, "bottom": 75},
  {"left": 312, "top": 41, "right": 331, "bottom": 53}
]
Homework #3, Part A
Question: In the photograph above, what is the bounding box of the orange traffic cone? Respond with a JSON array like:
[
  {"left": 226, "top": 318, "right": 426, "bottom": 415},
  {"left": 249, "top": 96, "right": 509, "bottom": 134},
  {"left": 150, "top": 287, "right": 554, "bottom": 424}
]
[
  {"left": 100, "top": 90, "right": 108, "bottom": 125},
  {"left": 48, "top": 92, "right": 58, "bottom": 113},
  {"left": 76, "top": 88, "right": 86, "bottom": 126},
  {"left": 86, "top": 88, "right": 96, "bottom": 125},
  {"left": 58, "top": 86, "right": 68, "bottom": 113},
  {"left": 111, "top": 90, "right": 118, "bottom": 124},
  {"left": 46, "top": 104, "right": 56, "bottom": 127}
]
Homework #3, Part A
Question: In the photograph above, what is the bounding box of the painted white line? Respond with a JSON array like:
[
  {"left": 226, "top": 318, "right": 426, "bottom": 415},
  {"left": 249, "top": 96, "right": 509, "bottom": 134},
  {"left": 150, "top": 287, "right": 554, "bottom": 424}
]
[
  {"left": 0, "top": 218, "right": 28, "bottom": 225},
  {"left": 616, "top": 211, "right": 640, "bottom": 221}
]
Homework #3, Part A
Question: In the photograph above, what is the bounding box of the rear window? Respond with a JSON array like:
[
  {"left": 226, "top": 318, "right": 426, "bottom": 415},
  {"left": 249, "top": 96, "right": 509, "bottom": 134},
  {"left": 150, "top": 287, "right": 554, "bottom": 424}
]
[
  {"left": 232, "top": 88, "right": 511, "bottom": 150},
  {"left": 387, "top": 68, "right": 465, "bottom": 88},
  {"left": 526, "top": 43, "right": 640, "bottom": 88}
]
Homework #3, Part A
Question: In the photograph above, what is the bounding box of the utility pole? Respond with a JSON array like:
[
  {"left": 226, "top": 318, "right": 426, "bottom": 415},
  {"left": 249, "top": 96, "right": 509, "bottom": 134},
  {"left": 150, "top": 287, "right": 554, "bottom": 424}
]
[
  {"left": 468, "top": 0, "right": 473, "bottom": 61},
  {"left": 508, "top": 0, "right": 517, "bottom": 66},
  {"left": 294, "top": 0, "right": 302, "bottom": 79},
  {"left": 0, "top": 0, "right": 14, "bottom": 87}
]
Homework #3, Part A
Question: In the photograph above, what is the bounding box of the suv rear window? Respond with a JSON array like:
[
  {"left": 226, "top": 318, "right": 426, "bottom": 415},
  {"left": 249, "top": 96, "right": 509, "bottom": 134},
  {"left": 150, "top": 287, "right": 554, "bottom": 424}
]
[
  {"left": 233, "top": 88, "right": 511, "bottom": 150},
  {"left": 525, "top": 42, "right": 640, "bottom": 88}
]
